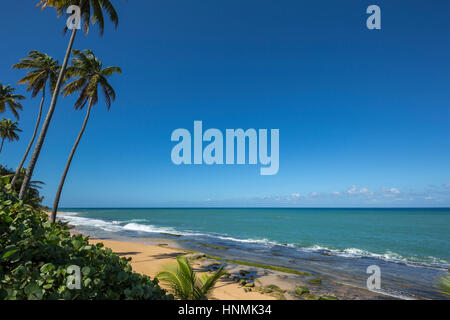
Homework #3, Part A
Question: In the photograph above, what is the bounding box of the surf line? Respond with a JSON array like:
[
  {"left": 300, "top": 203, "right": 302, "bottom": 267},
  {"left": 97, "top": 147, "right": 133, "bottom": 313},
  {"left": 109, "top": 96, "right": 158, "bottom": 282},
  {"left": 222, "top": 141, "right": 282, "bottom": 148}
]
[{"left": 171, "top": 121, "right": 279, "bottom": 175}]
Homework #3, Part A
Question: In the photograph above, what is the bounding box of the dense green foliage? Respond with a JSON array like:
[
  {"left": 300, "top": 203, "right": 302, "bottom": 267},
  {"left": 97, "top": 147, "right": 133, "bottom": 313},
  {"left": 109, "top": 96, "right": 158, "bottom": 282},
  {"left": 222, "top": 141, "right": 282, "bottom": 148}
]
[
  {"left": 0, "top": 177, "right": 172, "bottom": 300},
  {"left": 157, "top": 256, "right": 225, "bottom": 300},
  {"left": 0, "top": 165, "right": 44, "bottom": 208}
]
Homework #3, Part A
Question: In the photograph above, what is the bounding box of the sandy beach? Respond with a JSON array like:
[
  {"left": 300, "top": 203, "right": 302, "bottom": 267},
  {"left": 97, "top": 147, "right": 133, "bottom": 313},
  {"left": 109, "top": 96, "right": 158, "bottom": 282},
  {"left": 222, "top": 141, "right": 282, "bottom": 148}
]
[
  {"left": 88, "top": 238, "right": 275, "bottom": 300},
  {"left": 85, "top": 236, "right": 396, "bottom": 300}
]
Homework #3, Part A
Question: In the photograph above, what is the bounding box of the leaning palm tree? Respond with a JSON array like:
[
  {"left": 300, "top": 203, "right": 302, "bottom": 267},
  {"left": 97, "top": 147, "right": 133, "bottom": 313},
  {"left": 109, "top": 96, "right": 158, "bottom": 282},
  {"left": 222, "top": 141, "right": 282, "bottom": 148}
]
[
  {"left": 19, "top": 0, "right": 119, "bottom": 200},
  {"left": 156, "top": 256, "right": 226, "bottom": 300},
  {"left": 50, "top": 49, "right": 121, "bottom": 223},
  {"left": 0, "top": 119, "right": 22, "bottom": 154},
  {"left": 0, "top": 83, "right": 25, "bottom": 119},
  {"left": 10, "top": 51, "right": 59, "bottom": 188}
]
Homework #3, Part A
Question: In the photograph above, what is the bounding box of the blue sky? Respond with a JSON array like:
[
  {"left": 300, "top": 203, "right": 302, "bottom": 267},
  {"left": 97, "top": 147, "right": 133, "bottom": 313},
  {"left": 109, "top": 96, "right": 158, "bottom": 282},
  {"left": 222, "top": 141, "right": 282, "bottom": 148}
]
[{"left": 1, "top": 0, "right": 449, "bottom": 207}]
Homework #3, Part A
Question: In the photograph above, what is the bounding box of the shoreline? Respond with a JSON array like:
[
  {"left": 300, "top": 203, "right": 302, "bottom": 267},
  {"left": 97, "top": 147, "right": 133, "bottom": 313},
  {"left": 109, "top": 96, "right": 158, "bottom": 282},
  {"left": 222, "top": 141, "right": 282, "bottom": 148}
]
[
  {"left": 47, "top": 212, "right": 399, "bottom": 300},
  {"left": 87, "top": 236, "right": 397, "bottom": 300}
]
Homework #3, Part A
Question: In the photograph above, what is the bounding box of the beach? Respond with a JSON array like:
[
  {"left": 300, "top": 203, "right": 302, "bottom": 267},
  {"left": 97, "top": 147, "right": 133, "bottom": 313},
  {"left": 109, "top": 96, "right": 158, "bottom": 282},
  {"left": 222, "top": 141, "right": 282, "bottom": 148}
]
[
  {"left": 45, "top": 208, "right": 450, "bottom": 300},
  {"left": 86, "top": 237, "right": 395, "bottom": 300},
  {"left": 87, "top": 238, "right": 275, "bottom": 300}
]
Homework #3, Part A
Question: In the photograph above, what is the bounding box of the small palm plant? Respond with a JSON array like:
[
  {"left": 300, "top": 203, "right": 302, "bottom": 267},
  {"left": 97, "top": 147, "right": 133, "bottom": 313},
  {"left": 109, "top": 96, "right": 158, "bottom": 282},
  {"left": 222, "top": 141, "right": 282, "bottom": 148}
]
[
  {"left": 0, "top": 119, "right": 22, "bottom": 154},
  {"left": 156, "top": 256, "right": 225, "bottom": 300}
]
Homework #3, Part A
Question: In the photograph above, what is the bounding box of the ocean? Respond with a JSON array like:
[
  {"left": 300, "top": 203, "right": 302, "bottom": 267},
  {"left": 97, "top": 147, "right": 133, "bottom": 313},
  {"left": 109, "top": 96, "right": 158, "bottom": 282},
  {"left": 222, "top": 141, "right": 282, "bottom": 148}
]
[{"left": 58, "top": 208, "right": 450, "bottom": 299}]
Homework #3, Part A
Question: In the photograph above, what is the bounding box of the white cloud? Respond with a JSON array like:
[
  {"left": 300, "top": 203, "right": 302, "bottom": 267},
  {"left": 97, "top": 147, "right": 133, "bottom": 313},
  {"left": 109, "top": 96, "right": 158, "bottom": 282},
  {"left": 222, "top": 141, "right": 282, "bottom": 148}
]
[
  {"left": 331, "top": 191, "right": 340, "bottom": 195},
  {"left": 289, "top": 193, "right": 301, "bottom": 200},
  {"left": 347, "top": 186, "right": 358, "bottom": 194},
  {"left": 347, "top": 186, "right": 373, "bottom": 196},
  {"left": 382, "top": 187, "right": 401, "bottom": 195}
]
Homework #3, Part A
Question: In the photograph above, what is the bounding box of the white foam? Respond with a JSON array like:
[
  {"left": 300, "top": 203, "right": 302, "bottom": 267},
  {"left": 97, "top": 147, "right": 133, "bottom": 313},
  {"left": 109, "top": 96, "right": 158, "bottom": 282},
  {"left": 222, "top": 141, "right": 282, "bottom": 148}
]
[
  {"left": 57, "top": 213, "right": 449, "bottom": 269},
  {"left": 58, "top": 212, "right": 122, "bottom": 232},
  {"left": 214, "top": 235, "right": 278, "bottom": 246}
]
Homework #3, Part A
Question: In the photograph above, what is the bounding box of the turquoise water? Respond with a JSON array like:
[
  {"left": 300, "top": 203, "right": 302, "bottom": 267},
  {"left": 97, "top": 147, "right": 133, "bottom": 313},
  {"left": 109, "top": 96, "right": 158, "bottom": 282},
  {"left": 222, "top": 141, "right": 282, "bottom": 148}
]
[{"left": 59, "top": 208, "right": 450, "bottom": 266}]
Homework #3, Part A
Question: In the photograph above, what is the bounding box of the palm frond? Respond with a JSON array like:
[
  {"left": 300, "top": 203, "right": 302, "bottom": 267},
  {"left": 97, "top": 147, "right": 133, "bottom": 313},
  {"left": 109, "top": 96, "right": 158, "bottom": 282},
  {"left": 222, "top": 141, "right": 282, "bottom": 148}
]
[
  {"left": 38, "top": 0, "right": 119, "bottom": 35},
  {"left": 0, "top": 119, "right": 22, "bottom": 142},
  {"left": 63, "top": 49, "right": 120, "bottom": 111},
  {"left": 156, "top": 256, "right": 224, "bottom": 300}
]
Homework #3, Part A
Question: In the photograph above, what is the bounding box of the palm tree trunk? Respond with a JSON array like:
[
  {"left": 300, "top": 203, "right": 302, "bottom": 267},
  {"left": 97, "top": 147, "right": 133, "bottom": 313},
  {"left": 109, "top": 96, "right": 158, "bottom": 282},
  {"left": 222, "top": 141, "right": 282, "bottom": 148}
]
[
  {"left": 0, "top": 138, "right": 4, "bottom": 154},
  {"left": 11, "top": 83, "right": 46, "bottom": 188},
  {"left": 18, "top": 27, "right": 79, "bottom": 200},
  {"left": 51, "top": 99, "right": 93, "bottom": 223}
]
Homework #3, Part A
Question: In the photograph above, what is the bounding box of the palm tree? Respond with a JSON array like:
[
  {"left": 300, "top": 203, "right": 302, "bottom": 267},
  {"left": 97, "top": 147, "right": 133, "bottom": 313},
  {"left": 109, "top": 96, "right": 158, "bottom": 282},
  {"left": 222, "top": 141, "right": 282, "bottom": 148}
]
[
  {"left": 156, "top": 256, "right": 225, "bottom": 300},
  {"left": 50, "top": 49, "right": 121, "bottom": 223},
  {"left": 19, "top": 0, "right": 119, "bottom": 200},
  {"left": 10, "top": 51, "right": 59, "bottom": 188},
  {"left": 0, "top": 119, "right": 22, "bottom": 154},
  {"left": 0, "top": 84, "right": 25, "bottom": 119}
]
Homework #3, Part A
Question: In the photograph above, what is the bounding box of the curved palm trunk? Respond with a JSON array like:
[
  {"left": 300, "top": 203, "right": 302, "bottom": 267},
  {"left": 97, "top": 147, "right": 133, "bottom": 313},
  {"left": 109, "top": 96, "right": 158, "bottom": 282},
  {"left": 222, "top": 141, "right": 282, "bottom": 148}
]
[
  {"left": 0, "top": 138, "right": 4, "bottom": 154},
  {"left": 19, "top": 27, "right": 78, "bottom": 200},
  {"left": 51, "top": 100, "right": 93, "bottom": 223},
  {"left": 11, "top": 84, "right": 46, "bottom": 188}
]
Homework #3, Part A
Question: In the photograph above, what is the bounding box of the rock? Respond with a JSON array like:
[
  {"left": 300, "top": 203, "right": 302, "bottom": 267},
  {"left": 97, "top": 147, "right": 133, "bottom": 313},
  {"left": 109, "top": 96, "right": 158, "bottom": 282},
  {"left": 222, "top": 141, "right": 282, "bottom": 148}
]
[
  {"left": 186, "top": 252, "right": 206, "bottom": 259},
  {"left": 239, "top": 270, "right": 248, "bottom": 276},
  {"left": 295, "top": 286, "right": 310, "bottom": 295},
  {"left": 319, "top": 296, "right": 339, "bottom": 300},
  {"left": 302, "top": 293, "right": 319, "bottom": 300},
  {"left": 206, "top": 262, "right": 222, "bottom": 270},
  {"left": 279, "top": 274, "right": 287, "bottom": 279}
]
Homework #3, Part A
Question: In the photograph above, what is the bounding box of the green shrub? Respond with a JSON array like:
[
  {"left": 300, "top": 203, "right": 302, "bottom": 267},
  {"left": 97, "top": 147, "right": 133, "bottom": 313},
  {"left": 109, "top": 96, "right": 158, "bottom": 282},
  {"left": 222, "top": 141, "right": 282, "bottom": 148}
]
[
  {"left": 0, "top": 165, "right": 44, "bottom": 208},
  {"left": 0, "top": 177, "right": 172, "bottom": 300}
]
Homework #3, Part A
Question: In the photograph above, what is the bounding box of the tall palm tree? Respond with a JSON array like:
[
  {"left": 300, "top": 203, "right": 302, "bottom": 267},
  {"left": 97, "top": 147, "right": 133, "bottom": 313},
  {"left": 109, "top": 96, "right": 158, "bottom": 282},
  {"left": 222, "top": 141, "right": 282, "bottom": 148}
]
[
  {"left": 50, "top": 49, "right": 121, "bottom": 223},
  {"left": 0, "top": 119, "right": 22, "bottom": 154},
  {"left": 19, "top": 0, "right": 119, "bottom": 200},
  {"left": 0, "top": 84, "right": 25, "bottom": 119},
  {"left": 10, "top": 51, "right": 59, "bottom": 188}
]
